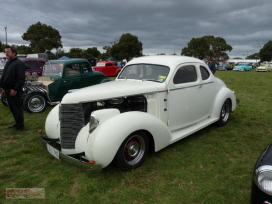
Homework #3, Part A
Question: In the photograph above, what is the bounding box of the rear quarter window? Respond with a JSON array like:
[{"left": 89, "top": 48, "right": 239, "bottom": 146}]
[{"left": 200, "top": 66, "right": 210, "bottom": 80}]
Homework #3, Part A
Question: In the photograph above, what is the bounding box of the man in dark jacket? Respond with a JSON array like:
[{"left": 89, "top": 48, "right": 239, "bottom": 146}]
[
  {"left": 208, "top": 60, "right": 216, "bottom": 74},
  {"left": 0, "top": 45, "right": 25, "bottom": 131}
]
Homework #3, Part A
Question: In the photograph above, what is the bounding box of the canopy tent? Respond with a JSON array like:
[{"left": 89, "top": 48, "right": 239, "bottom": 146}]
[
  {"left": 106, "top": 57, "right": 117, "bottom": 61},
  {"left": 59, "top": 56, "right": 69, "bottom": 59}
]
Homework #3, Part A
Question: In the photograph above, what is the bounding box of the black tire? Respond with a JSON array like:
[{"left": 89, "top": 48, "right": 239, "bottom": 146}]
[
  {"left": 114, "top": 131, "right": 149, "bottom": 171},
  {"left": 23, "top": 93, "right": 47, "bottom": 113},
  {"left": 1, "top": 96, "right": 8, "bottom": 106},
  {"left": 217, "top": 99, "right": 231, "bottom": 126}
]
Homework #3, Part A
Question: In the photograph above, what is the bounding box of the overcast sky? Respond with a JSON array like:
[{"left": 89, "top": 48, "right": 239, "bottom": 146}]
[{"left": 1, "top": 0, "right": 271, "bottom": 58}]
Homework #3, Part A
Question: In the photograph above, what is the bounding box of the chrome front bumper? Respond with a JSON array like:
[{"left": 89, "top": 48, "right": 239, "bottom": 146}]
[{"left": 39, "top": 131, "right": 102, "bottom": 171}]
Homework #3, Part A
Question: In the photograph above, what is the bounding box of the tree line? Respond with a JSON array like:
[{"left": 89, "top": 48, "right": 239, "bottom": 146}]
[{"left": 1, "top": 21, "right": 271, "bottom": 62}]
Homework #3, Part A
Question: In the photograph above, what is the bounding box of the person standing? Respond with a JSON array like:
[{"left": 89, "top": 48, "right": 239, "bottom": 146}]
[
  {"left": 208, "top": 59, "right": 216, "bottom": 75},
  {"left": 0, "top": 45, "right": 25, "bottom": 131}
]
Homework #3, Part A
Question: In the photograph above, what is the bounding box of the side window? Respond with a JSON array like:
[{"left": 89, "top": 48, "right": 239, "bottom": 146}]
[
  {"left": 173, "top": 65, "right": 197, "bottom": 84},
  {"left": 106, "top": 63, "right": 111, "bottom": 66},
  {"left": 24, "top": 61, "right": 36, "bottom": 70},
  {"left": 200, "top": 66, "right": 210, "bottom": 80},
  {"left": 65, "top": 64, "right": 80, "bottom": 76},
  {"left": 39, "top": 61, "right": 45, "bottom": 68},
  {"left": 82, "top": 63, "right": 90, "bottom": 73}
]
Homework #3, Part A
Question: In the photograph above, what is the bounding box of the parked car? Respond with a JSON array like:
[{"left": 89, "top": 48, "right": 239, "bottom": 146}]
[
  {"left": 233, "top": 63, "right": 252, "bottom": 71},
  {"left": 216, "top": 63, "right": 226, "bottom": 71},
  {"left": 0, "top": 59, "right": 110, "bottom": 113},
  {"left": 251, "top": 63, "right": 259, "bottom": 69},
  {"left": 250, "top": 143, "right": 272, "bottom": 203},
  {"left": 217, "top": 63, "right": 232, "bottom": 71},
  {"left": 40, "top": 55, "right": 237, "bottom": 171},
  {"left": 93, "top": 61, "right": 121, "bottom": 76},
  {"left": 0, "top": 58, "right": 46, "bottom": 76},
  {"left": 21, "top": 58, "right": 46, "bottom": 76},
  {"left": 256, "top": 63, "right": 272, "bottom": 72},
  {"left": 224, "top": 64, "right": 233, "bottom": 70}
]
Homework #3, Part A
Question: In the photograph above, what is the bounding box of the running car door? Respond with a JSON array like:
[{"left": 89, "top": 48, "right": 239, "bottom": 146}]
[{"left": 167, "top": 63, "right": 216, "bottom": 131}]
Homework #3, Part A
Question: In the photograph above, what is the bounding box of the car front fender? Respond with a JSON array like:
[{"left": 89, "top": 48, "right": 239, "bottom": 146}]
[
  {"left": 26, "top": 88, "right": 50, "bottom": 102},
  {"left": 75, "top": 111, "right": 171, "bottom": 168},
  {"left": 210, "top": 87, "right": 236, "bottom": 119},
  {"left": 45, "top": 104, "right": 60, "bottom": 140}
]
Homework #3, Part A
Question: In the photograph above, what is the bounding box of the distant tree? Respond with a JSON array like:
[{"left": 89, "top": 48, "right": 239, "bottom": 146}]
[
  {"left": 259, "top": 40, "right": 272, "bottom": 62},
  {"left": 246, "top": 53, "right": 259, "bottom": 59},
  {"left": 67, "top": 48, "right": 93, "bottom": 59},
  {"left": 102, "top": 45, "right": 112, "bottom": 59},
  {"left": 181, "top": 37, "right": 211, "bottom": 60},
  {"left": 207, "top": 36, "right": 232, "bottom": 61},
  {"left": 22, "top": 21, "right": 62, "bottom": 53},
  {"left": 55, "top": 48, "right": 65, "bottom": 59},
  {"left": 111, "top": 33, "right": 143, "bottom": 61},
  {"left": 86, "top": 47, "right": 101, "bottom": 58},
  {"left": 182, "top": 35, "right": 232, "bottom": 61},
  {"left": 16, "top": 45, "right": 33, "bottom": 54}
]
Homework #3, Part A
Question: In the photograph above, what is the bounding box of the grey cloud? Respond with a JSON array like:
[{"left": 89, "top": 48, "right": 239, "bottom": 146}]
[{"left": 1, "top": 0, "right": 271, "bottom": 57}]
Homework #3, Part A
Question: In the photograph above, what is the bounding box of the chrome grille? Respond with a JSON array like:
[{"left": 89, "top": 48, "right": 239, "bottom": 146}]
[{"left": 60, "top": 104, "right": 85, "bottom": 149}]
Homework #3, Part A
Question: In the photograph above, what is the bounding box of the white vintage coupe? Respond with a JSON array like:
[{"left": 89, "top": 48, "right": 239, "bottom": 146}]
[{"left": 41, "top": 55, "right": 237, "bottom": 171}]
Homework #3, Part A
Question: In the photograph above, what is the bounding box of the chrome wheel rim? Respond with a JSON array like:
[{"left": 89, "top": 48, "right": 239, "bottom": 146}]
[
  {"left": 123, "top": 135, "right": 145, "bottom": 165},
  {"left": 221, "top": 103, "right": 230, "bottom": 122},
  {"left": 28, "top": 95, "right": 45, "bottom": 112}
]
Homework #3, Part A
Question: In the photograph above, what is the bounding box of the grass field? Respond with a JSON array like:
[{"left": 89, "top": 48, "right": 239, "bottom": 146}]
[{"left": 0, "top": 70, "right": 271, "bottom": 203}]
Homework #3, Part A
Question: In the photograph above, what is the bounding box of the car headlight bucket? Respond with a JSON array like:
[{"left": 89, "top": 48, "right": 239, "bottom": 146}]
[
  {"left": 89, "top": 115, "right": 99, "bottom": 133},
  {"left": 254, "top": 165, "right": 272, "bottom": 195}
]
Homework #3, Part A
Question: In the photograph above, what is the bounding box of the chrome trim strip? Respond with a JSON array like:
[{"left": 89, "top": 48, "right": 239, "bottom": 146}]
[{"left": 169, "top": 82, "right": 214, "bottom": 91}]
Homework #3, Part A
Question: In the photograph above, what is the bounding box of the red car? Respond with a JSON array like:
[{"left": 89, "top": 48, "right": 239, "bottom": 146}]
[
  {"left": 21, "top": 58, "right": 46, "bottom": 76},
  {"left": 93, "top": 61, "right": 121, "bottom": 76}
]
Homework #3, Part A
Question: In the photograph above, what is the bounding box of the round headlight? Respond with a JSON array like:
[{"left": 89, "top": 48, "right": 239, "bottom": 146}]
[
  {"left": 255, "top": 165, "right": 272, "bottom": 195},
  {"left": 89, "top": 115, "right": 99, "bottom": 133}
]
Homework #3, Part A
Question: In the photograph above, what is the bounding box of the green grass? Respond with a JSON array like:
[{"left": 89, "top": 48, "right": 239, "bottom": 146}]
[{"left": 1, "top": 70, "right": 271, "bottom": 203}]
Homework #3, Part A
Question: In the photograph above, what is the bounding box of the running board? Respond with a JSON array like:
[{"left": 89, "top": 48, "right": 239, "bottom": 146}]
[{"left": 170, "top": 117, "right": 218, "bottom": 144}]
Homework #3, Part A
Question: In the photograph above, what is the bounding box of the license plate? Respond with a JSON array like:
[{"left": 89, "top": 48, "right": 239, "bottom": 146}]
[{"left": 47, "top": 144, "right": 60, "bottom": 160}]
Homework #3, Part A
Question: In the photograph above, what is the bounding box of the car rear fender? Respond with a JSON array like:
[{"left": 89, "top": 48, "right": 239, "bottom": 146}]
[
  {"left": 75, "top": 111, "right": 171, "bottom": 168},
  {"left": 210, "top": 87, "right": 236, "bottom": 119}
]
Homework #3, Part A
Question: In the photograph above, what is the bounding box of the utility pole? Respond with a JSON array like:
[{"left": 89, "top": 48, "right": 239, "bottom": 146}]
[{"left": 4, "top": 26, "right": 7, "bottom": 45}]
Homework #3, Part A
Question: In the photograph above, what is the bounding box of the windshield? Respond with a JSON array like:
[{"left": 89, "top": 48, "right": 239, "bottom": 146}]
[
  {"left": 118, "top": 64, "right": 170, "bottom": 82},
  {"left": 260, "top": 64, "right": 269, "bottom": 67},
  {"left": 96, "top": 62, "right": 105, "bottom": 66},
  {"left": 43, "top": 62, "right": 64, "bottom": 75}
]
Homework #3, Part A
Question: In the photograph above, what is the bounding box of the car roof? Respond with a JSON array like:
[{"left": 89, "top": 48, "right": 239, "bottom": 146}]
[
  {"left": 47, "top": 58, "right": 89, "bottom": 64},
  {"left": 20, "top": 58, "right": 46, "bottom": 62},
  {"left": 126, "top": 55, "right": 205, "bottom": 69}
]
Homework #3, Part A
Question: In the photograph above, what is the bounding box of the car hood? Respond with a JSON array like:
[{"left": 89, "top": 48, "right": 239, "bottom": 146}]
[{"left": 61, "top": 80, "right": 166, "bottom": 104}]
